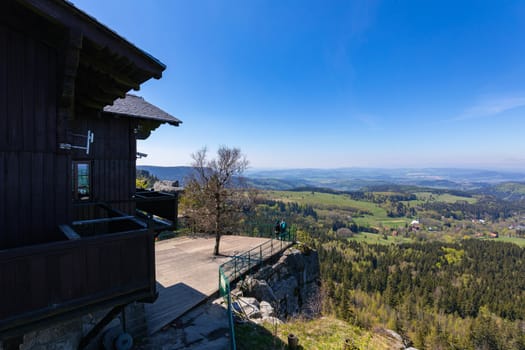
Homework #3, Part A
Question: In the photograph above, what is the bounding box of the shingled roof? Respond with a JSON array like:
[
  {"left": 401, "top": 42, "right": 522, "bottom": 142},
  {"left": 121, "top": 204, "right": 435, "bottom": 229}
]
[{"left": 103, "top": 94, "right": 181, "bottom": 126}]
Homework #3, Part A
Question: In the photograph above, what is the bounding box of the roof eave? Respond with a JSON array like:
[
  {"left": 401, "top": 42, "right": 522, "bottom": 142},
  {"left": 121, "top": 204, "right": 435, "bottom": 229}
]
[
  {"left": 17, "top": 0, "right": 166, "bottom": 78},
  {"left": 104, "top": 111, "right": 182, "bottom": 127}
]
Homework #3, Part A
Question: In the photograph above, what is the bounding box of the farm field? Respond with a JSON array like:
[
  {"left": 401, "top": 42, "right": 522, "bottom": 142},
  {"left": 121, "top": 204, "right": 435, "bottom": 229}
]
[
  {"left": 489, "top": 236, "right": 525, "bottom": 247},
  {"left": 265, "top": 190, "right": 411, "bottom": 229},
  {"left": 347, "top": 232, "right": 414, "bottom": 245},
  {"left": 260, "top": 188, "right": 525, "bottom": 247},
  {"left": 412, "top": 192, "right": 478, "bottom": 204}
]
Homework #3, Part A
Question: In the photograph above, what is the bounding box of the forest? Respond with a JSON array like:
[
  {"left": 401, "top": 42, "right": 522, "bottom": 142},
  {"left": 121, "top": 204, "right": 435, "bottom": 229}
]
[
  {"left": 237, "top": 186, "right": 525, "bottom": 349},
  {"left": 318, "top": 240, "right": 525, "bottom": 349}
]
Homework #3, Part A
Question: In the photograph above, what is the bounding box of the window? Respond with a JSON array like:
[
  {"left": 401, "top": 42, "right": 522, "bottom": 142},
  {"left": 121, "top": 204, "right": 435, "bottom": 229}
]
[{"left": 73, "top": 161, "right": 91, "bottom": 200}]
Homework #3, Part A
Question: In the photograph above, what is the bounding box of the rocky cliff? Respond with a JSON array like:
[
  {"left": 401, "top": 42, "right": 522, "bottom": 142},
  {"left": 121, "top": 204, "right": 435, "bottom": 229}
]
[{"left": 231, "top": 245, "right": 321, "bottom": 323}]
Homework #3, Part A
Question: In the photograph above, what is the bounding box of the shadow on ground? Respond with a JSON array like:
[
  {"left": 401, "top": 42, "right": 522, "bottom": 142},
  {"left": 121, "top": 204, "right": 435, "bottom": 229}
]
[
  {"left": 235, "top": 321, "right": 303, "bottom": 350},
  {"left": 145, "top": 282, "right": 208, "bottom": 335},
  {"left": 139, "top": 299, "right": 231, "bottom": 349}
]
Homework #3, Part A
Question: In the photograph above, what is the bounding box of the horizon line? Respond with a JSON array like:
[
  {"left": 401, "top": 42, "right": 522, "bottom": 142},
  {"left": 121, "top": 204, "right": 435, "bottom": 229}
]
[{"left": 137, "top": 164, "right": 525, "bottom": 172}]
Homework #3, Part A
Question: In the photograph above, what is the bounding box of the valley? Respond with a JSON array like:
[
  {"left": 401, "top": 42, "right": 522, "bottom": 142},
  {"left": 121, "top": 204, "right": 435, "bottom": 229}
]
[
  {"left": 247, "top": 185, "right": 525, "bottom": 348},
  {"left": 141, "top": 166, "right": 525, "bottom": 348}
]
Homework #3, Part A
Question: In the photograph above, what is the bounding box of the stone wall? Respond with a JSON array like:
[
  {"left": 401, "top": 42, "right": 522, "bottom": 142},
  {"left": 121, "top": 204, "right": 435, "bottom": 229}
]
[
  {"left": 233, "top": 245, "right": 321, "bottom": 323},
  {"left": 0, "top": 303, "right": 147, "bottom": 350}
]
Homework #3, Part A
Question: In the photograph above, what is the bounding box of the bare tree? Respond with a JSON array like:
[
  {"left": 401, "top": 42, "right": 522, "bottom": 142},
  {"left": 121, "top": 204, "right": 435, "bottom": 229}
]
[{"left": 182, "top": 146, "right": 249, "bottom": 255}]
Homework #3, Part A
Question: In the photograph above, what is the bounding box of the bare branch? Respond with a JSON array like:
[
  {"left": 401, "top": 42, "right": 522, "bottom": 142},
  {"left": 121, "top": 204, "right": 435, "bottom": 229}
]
[{"left": 181, "top": 146, "right": 250, "bottom": 255}]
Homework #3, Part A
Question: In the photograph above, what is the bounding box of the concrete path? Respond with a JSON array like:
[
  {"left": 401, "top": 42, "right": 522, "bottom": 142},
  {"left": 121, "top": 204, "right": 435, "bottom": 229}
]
[{"left": 145, "top": 235, "right": 270, "bottom": 335}]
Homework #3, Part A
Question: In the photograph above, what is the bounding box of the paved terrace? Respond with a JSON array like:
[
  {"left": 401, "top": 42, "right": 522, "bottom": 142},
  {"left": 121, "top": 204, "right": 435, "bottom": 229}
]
[{"left": 144, "top": 235, "right": 274, "bottom": 335}]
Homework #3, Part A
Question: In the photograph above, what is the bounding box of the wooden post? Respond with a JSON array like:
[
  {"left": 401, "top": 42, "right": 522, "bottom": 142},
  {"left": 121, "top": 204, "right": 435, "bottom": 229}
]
[
  {"left": 147, "top": 214, "right": 156, "bottom": 298},
  {"left": 288, "top": 334, "right": 298, "bottom": 349}
]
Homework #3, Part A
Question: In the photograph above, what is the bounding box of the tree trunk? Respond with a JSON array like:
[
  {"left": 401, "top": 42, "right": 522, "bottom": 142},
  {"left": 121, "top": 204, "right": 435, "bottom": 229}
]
[
  {"left": 214, "top": 195, "right": 221, "bottom": 255},
  {"left": 214, "top": 231, "right": 220, "bottom": 256}
]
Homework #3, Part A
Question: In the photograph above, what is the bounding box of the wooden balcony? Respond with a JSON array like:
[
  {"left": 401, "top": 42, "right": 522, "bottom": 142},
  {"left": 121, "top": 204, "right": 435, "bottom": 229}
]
[
  {"left": 135, "top": 190, "right": 179, "bottom": 231},
  {"left": 0, "top": 213, "right": 156, "bottom": 337}
]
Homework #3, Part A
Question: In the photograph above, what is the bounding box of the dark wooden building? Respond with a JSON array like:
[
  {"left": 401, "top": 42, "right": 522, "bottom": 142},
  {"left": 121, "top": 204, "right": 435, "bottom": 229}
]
[{"left": 0, "top": 0, "right": 180, "bottom": 344}]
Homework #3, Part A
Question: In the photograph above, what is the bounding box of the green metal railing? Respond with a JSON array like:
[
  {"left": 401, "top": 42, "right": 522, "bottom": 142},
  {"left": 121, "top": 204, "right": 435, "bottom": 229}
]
[{"left": 218, "top": 227, "right": 296, "bottom": 350}]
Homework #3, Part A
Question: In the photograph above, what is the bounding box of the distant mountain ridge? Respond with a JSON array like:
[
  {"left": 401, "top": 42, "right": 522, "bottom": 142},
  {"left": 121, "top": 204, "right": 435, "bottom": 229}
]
[
  {"left": 137, "top": 166, "right": 194, "bottom": 185},
  {"left": 246, "top": 168, "right": 525, "bottom": 191},
  {"left": 137, "top": 166, "right": 525, "bottom": 192}
]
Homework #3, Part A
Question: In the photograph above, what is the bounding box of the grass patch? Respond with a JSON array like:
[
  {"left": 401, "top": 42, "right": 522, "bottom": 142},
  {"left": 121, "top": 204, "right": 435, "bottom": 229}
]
[
  {"left": 266, "top": 190, "right": 411, "bottom": 229},
  {"left": 235, "top": 321, "right": 287, "bottom": 349},
  {"left": 489, "top": 236, "right": 525, "bottom": 247},
  {"left": 266, "top": 191, "right": 377, "bottom": 212},
  {"left": 236, "top": 317, "right": 383, "bottom": 350},
  {"left": 352, "top": 217, "right": 409, "bottom": 230},
  {"left": 414, "top": 192, "right": 477, "bottom": 204}
]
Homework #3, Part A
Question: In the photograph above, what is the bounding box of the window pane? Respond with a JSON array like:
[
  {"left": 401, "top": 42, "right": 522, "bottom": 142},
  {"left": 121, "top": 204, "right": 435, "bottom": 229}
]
[{"left": 75, "top": 162, "right": 90, "bottom": 199}]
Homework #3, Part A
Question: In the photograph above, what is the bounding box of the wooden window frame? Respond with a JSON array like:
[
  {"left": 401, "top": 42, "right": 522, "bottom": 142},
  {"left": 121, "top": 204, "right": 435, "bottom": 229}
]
[{"left": 72, "top": 160, "right": 92, "bottom": 201}]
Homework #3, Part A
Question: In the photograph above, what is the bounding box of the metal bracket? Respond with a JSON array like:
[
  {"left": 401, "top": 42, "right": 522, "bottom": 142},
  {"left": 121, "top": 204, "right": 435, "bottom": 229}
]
[{"left": 59, "top": 130, "right": 94, "bottom": 154}]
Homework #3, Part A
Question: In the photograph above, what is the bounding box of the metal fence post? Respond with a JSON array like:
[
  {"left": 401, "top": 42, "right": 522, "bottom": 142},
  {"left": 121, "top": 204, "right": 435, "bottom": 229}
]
[
  {"left": 218, "top": 227, "right": 298, "bottom": 350},
  {"left": 227, "top": 285, "right": 236, "bottom": 350}
]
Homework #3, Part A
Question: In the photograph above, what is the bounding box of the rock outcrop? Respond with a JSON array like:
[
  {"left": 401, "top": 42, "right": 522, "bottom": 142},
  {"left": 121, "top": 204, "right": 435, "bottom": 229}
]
[
  {"left": 152, "top": 180, "right": 182, "bottom": 193},
  {"left": 231, "top": 245, "right": 320, "bottom": 323}
]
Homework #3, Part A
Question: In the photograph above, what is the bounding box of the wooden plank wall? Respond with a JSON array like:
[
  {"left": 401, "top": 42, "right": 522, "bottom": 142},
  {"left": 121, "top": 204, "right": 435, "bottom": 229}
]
[
  {"left": 1, "top": 15, "right": 139, "bottom": 245},
  {"left": 0, "top": 230, "right": 154, "bottom": 332},
  {"left": 0, "top": 23, "right": 70, "bottom": 249},
  {"left": 70, "top": 115, "right": 137, "bottom": 221}
]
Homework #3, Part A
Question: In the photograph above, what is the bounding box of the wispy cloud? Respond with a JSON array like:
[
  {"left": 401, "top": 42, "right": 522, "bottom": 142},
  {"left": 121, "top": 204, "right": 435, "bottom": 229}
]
[
  {"left": 456, "top": 95, "right": 525, "bottom": 121},
  {"left": 353, "top": 113, "right": 379, "bottom": 129}
]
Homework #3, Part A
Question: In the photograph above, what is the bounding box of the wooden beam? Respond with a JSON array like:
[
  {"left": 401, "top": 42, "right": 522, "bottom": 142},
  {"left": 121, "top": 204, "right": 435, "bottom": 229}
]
[
  {"left": 92, "top": 83, "right": 127, "bottom": 99},
  {"left": 75, "top": 81, "right": 122, "bottom": 109},
  {"left": 59, "top": 29, "right": 82, "bottom": 109},
  {"left": 134, "top": 120, "right": 162, "bottom": 140},
  {"left": 59, "top": 224, "right": 81, "bottom": 240},
  {"left": 78, "top": 55, "right": 140, "bottom": 91},
  {"left": 57, "top": 29, "right": 82, "bottom": 152},
  {"left": 72, "top": 215, "right": 135, "bottom": 226},
  {"left": 83, "top": 47, "right": 153, "bottom": 89},
  {"left": 75, "top": 66, "right": 132, "bottom": 101},
  {"left": 75, "top": 74, "right": 126, "bottom": 105},
  {"left": 18, "top": 0, "right": 165, "bottom": 77},
  {"left": 75, "top": 95, "right": 106, "bottom": 110}
]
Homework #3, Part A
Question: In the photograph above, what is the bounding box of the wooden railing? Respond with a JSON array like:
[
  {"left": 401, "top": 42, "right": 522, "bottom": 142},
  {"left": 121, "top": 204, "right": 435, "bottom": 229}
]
[
  {"left": 135, "top": 190, "right": 179, "bottom": 230},
  {"left": 0, "top": 217, "right": 156, "bottom": 337},
  {"left": 72, "top": 191, "right": 179, "bottom": 232}
]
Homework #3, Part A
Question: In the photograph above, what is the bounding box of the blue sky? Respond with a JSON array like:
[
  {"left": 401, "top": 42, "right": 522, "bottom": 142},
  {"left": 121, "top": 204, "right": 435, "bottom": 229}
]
[{"left": 73, "top": 0, "right": 525, "bottom": 169}]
